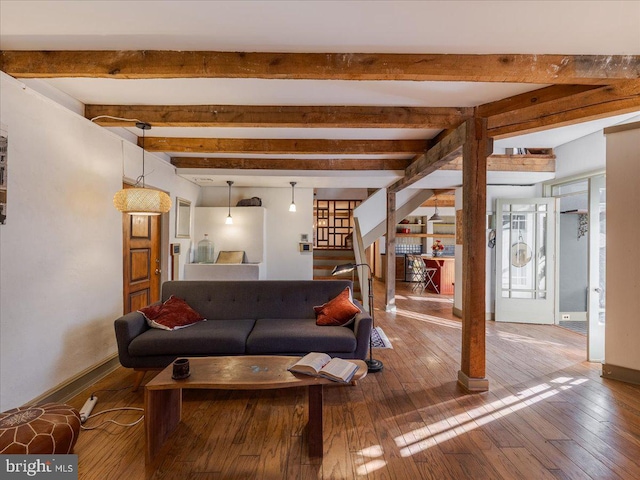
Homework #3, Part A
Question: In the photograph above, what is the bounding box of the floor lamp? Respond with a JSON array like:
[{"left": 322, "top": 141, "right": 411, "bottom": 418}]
[{"left": 331, "top": 263, "right": 384, "bottom": 373}]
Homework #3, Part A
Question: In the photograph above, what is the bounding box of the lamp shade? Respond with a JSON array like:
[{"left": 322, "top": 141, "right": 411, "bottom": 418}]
[
  {"left": 428, "top": 211, "right": 442, "bottom": 222},
  {"left": 113, "top": 187, "right": 171, "bottom": 215},
  {"left": 331, "top": 263, "right": 357, "bottom": 275}
]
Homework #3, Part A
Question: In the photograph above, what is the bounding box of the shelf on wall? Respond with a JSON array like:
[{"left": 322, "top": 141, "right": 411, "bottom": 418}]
[{"left": 397, "top": 233, "right": 455, "bottom": 238}]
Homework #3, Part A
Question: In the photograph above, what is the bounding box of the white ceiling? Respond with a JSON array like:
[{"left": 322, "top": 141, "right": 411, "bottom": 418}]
[{"left": 1, "top": 0, "right": 639, "bottom": 189}]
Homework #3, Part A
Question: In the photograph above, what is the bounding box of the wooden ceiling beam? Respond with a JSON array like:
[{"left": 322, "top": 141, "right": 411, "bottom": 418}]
[
  {"left": 441, "top": 153, "right": 555, "bottom": 172},
  {"left": 2, "top": 51, "right": 638, "bottom": 84},
  {"left": 141, "top": 137, "right": 429, "bottom": 155},
  {"left": 86, "top": 104, "right": 472, "bottom": 129},
  {"left": 170, "top": 153, "right": 554, "bottom": 173},
  {"left": 477, "top": 85, "right": 599, "bottom": 118},
  {"left": 485, "top": 80, "right": 640, "bottom": 138},
  {"left": 170, "top": 157, "right": 411, "bottom": 170},
  {"left": 387, "top": 121, "right": 469, "bottom": 194},
  {"left": 421, "top": 194, "right": 455, "bottom": 207}
]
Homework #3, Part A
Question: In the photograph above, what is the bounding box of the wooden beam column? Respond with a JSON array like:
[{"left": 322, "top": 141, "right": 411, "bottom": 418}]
[
  {"left": 459, "top": 117, "right": 492, "bottom": 392},
  {"left": 384, "top": 189, "right": 397, "bottom": 312}
]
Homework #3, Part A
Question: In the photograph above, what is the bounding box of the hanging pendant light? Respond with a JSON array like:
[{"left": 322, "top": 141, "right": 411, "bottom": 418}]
[
  {"left": 113, "top": 122, "right": 171, "bottom": 215},
  {"left": 289, "top": 181, "right": 297, "bottom": 212},
  {"left": 225, "top": 180, "right": 234, "bottom": 225},
  {"left": 429, "top": 196, "right": 442, "bottom": 222}
]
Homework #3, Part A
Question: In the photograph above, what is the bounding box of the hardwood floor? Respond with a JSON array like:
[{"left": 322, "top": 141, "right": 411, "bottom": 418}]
[{"left": 68, "top": 282, "right": 640, "bottom": 479}]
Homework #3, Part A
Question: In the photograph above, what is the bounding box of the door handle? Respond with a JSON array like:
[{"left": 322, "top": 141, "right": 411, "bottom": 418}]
[{"left": 155, "top": 269, "right": 161, "bottom": 275}]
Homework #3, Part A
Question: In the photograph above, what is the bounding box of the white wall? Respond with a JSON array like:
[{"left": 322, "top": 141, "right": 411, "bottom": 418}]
[
  {"left": 0, "top": 73, "right": 199, "bottom": 409},
  {"left": 604, "top": 123, "right": 640, "bottom": 372},
  {"left": 199, "top": 186, "right": 313, "bottom": 280},
  {"left": 315, "top": 188, "right": 369, "bottom": 200},
  {"left": 194, "top": 206, "right": 266, "bottom": 263},
  {"left": 554, "top": 130, "right": 606, "bottom": 178}
]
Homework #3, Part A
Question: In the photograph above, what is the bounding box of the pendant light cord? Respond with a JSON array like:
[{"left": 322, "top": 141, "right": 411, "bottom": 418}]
[
  {"left": 134, "top": 122, "right": 151, "bottom": 188},
  {"left": 140, "top": 126, "right": 146, "bottom": 188},
  {"left": 227, "top": 181, "right": 233, "bottom": 216}
]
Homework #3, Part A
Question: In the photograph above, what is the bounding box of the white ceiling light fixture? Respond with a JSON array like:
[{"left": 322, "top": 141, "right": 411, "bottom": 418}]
[
  {"left": 429, "top": 196, "right": 442, "bottom": 222},
  {"left": 225, "top": 180, "right": 234, "bottom": 225},
  {"left": 113, "top": 122, "right": 171, "bottom": 215},
  {"left": 289, "top": 182, "right": 297, "bottom": 212}
]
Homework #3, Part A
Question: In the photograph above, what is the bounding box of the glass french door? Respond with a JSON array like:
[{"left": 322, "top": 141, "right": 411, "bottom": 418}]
[
  {"left": 495, "top": 198, "right": 556, "bottom": 324},
  {"left": 587, "top": 174, "right": 606, "bottom": 361}
]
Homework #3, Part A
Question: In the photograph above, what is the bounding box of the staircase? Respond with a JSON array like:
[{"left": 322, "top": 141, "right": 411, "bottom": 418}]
[{"left": 313, "top": 248, "right": 361, "bottom": 299}]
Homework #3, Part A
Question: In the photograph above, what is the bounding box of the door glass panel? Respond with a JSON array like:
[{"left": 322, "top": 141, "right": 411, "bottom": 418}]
[
  {"left": 501, "top": 202, "right": 548, "bottom": 300},
  {"left": 598, "top": 187, "right": 606, "bottom": 324},
  {"left": 552, "top": 180, "right": 588, "bottom": 197}
]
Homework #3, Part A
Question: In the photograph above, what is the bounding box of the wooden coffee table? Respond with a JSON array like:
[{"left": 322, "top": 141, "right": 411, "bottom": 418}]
[{"left": 144, "top": 355, "right": 367, "bottom": 464}]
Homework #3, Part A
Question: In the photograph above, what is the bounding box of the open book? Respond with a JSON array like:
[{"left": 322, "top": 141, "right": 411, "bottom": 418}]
[{"left": 288, "top": 352, "right": 360, "bottom": 383}]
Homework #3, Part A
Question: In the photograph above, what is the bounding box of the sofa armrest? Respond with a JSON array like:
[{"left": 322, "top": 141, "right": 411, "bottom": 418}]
[
  {"left": 114, "top": 308, "right": 153, "bottom": 368},
  {"left": 351, "top": 300, "right": 373, "bottom": 360}
]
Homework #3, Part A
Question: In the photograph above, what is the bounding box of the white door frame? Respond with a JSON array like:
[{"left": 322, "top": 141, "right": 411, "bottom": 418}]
[
  {"left": 543, "top": 169, "right": 606, "bottom": 361},
  {"left": 587, "top": 174, "right": 606, "bottom": 361}
]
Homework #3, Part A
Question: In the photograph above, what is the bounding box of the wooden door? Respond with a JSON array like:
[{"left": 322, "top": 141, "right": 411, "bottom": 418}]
[{"left": 122, "top": 187, "right": 162, "bottom": 314}]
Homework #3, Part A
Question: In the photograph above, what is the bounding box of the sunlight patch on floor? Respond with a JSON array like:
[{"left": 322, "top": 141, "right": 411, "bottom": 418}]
[
  {"left": 396, "top": 308, "right": 461, "bottom": 329},
  {"left": 492, "top": 330, "right": 565, "bottom": 347},
  {"left": 354, "top": 445, "right": 387, "bottom": 475},
  {"left": 405, "top": 295, "right": 454, "bottom": 304},
  {"left": 389, "top": 376, "right": 587, "bottom": 458}
]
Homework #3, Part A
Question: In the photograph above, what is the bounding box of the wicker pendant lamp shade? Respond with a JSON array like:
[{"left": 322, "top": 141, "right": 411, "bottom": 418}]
[
  {"left": 113, "top": 187, "right": 172, "bottom": 215},
  {"left": 113, "top": 122, "right": 171, "bottom": 215}
]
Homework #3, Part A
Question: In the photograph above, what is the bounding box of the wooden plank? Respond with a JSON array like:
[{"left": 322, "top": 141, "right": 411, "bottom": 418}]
[
  {"left": 477, "top": 85, "right": 599, "bottom": 118},
  {"left": 487, "top": 80, "right": 640, "bottom": 138},
  {"left": 456, "top": 209, "right": 463, "bottom": 245},
  {"left": 441, "top": 154, "right": 556, "bottom": 172},
  {"left": 421, "top": 193, "right": 455, "bottom": 207},
  {"left": 171, "top": 157, "right": 411, "bottom": 171},
  {"left": 388, "top": 121, "right": 467, "bottom": 193},
  {"left": 142, "top": 137, "right": 428, "bottom": 155},
  {"left": 2, "top": 51, "right": 638, "bottom": 84},
  {"left": 86, "top": 104, "right": 472, "bottom": 128},
  {"left": 460, "top": 117, "right": 490, "bottom": 388}
]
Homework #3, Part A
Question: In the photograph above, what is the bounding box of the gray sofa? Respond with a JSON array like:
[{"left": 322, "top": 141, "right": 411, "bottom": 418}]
[{"left": 114, "top": 280, "right": 372, "bottom": 388}]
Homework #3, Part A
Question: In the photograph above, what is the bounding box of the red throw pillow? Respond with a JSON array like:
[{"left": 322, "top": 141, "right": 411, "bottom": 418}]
[
  {"left": 314, "top": 287, "right": 361, "bottom": 326},
  {"left": 139, "top": 295, "right": 205, "bottom": 331}
]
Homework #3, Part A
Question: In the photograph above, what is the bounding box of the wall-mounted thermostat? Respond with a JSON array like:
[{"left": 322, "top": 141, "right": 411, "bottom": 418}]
[
  {"left": 299, "top": 242, "right": 313, "bottom": 253},
  {"left": 172, "top": 243, "right": 181, "bottom": 255}
]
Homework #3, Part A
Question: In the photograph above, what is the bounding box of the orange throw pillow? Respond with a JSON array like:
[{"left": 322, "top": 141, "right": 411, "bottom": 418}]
[
  {"left": 139, "top": 295, "right": 205, "bottom": 331},
  {"left": 314, "top": 287, "right": 361, "bottom": 326}
]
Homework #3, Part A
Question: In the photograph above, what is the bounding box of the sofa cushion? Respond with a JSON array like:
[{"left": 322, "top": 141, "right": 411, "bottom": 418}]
[
  {"left": 139, "top": 295, "right": 205, "bottom": 331},
  {"left": 246, "top": 318, "right": 357, "bottom": 355},
  {"left": 314, "top": 287, "right": 361, "bottom": 327},
  {"left": 129, "top": 319, "right": 255, "bottom": 356}
]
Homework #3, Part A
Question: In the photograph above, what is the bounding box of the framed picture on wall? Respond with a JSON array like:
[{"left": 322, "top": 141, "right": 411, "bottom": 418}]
[{"left": 175, "top": 197, "right": 191, "bottom": 238}]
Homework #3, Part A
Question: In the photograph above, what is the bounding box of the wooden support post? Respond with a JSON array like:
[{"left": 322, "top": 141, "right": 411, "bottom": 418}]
[
  {"left": 385, "top": 190, "right": 397, "bottom": 311},
  {"left": 458, "top": 117, "right": 491, "bottom": 392},
  {"left": 307, "top": 385, "right": 324, "bottom": 457}
]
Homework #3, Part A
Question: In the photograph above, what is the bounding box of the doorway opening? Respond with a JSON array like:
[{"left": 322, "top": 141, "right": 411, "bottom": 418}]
[{"left": 546, "top": 172, "right": 606, "bottom": 362}]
